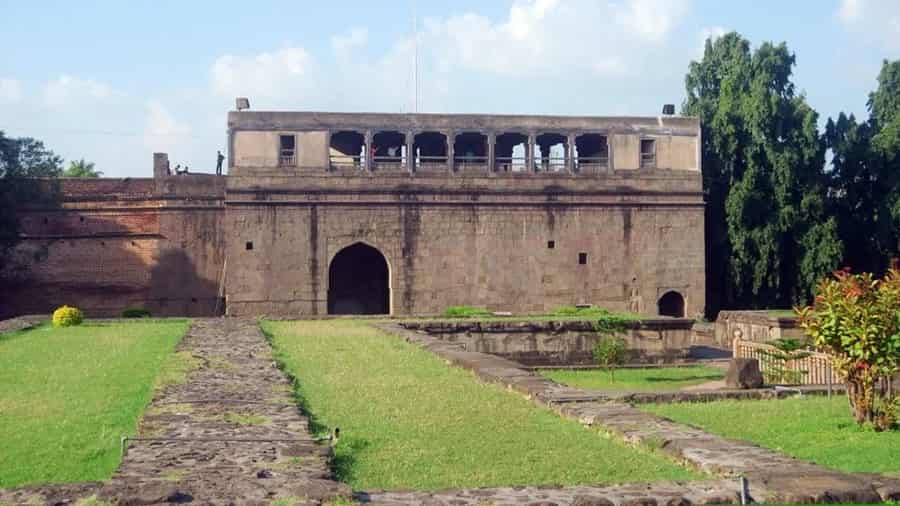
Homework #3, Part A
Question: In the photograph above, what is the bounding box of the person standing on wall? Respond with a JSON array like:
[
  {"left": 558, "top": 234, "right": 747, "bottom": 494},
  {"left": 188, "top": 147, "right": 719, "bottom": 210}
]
[{"left": 216, "top": 150, "right": 225, "bottom": 176}]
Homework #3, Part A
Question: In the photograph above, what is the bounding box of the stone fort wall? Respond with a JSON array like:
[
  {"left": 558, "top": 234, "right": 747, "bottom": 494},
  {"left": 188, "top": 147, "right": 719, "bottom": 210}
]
[
  {"left": 0, "top": 176, "right": 226, "bottom": 318},
  {"left": 1, "top": 111, "right": 706, "bottom": 319},
  {"left": 224, "top": 172, "right": 705, "bottom": 317}
]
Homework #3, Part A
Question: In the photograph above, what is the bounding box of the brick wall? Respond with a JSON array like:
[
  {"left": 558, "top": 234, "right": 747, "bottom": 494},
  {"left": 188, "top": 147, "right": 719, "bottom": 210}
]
[{"left": 1, "top": 178, "right": 225, "bottom": 318}]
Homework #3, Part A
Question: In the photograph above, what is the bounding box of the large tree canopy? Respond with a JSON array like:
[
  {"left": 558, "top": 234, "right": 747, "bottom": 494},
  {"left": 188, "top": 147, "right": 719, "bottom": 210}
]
[
  {"left": 825, "top": 60, "right": 900, "bottom": 274},
  {"left": 684, "top": 33, "right": 842, "bottom": 313}
]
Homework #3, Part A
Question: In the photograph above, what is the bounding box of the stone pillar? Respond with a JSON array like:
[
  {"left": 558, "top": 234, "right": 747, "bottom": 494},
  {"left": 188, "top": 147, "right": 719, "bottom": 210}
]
[
  {"left": 566, "top": 133, "right": 576, "bottom": 173},
  {"left": 364, "top": 130, "right": 373, "bottom": 173},
  {"left": 324, "top": 131, "right": 332, "bottom": 172},
  {"left": 153, "top": 152, "right": 169, "bottom": 195},
  {"left": 153, "top": 152, "right": 169, "bottom": 179},
  {"left": 539, "top": 141, "right": 550, "bottom": 172},
  {"left": 487, "top": 133, "right": 496, "bottom": 173},
  {"left": 446, "top": 131, "right": 455, "bottom": 172},
  {"left": 526, "top": 134, "right": 536, "bottom": 173},
  {"left": 406, "top": 131, "right": 415, "bottom": 174}
]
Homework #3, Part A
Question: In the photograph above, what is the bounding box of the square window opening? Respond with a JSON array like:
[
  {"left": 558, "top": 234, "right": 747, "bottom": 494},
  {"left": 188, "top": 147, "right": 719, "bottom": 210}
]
[
  {"left": 578, "top": 252, "right": 587, "bottom": 265},
  {"left": 279, "top": 135, "right": 296, "bottom": 166},
  {"left": 640, "top": 139, "right": 656, "bottom": 168},
  {"left": 547, "top": 240, "right": 555, "bottom": 249},
  {"left": 245, "top": 241, "right": 254, "bottom": 251}
]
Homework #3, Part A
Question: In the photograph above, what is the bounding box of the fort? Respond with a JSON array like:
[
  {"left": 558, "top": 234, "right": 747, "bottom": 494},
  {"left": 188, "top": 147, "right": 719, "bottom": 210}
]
[{"left": 1, "top": 108, "right": 705, "bottom": 319}]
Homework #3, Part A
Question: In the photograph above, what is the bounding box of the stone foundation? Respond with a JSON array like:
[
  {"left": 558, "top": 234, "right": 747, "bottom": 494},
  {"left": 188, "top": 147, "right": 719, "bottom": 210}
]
[{"left": 400, "top": 318, "right": 700, "bottom": 365}]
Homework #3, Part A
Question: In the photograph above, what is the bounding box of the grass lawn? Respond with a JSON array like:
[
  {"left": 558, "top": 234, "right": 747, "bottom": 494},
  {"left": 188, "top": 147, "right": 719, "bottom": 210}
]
[
  {"left": 0, "top": 319, "right": 191, "bottom": 489},
  {"left": 263, "top": 320, "right": 698, "bottom": 491},
  {"left": 541, "top": 365, "right": 724, "bottom": 392},
  {"left": 643, "top": 396, "right": 900, "bottom": 476}
]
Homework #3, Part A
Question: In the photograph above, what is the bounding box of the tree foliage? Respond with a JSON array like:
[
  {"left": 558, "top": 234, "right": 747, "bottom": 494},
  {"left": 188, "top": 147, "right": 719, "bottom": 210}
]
[
  {"left": 825, "top": 60, "right": 900, "bottom": 275},
  {"left": 684, "top": 33, "right": 842, "bottom": 314},
  {"left": 62, "top": 159, "right": 102, "bottom": 178},
  {"left": 798, "top": 267, "right": 900, "bottom": 430}
]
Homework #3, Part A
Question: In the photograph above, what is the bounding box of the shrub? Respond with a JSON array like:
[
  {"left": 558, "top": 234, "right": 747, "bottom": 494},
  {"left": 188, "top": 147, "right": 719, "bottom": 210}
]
[
  {"left": 797, "top": 266, "right": 900, "bottom": 431},
  {"left": 443, "top": 305, "right": 493, "bottom": 318},
  {"left": 52, "top": 305, "right": 84, "bottom": 327},
  {"left": 121, "top": 307, "right": 151, "bottom": 318},
  {"left": 592, "top": 335, "right": 628, "bottom": 382}
]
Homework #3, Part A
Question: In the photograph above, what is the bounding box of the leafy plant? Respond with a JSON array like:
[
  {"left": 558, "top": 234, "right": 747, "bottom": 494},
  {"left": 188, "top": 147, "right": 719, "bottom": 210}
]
[
  {"left": 443, "top": 305, "right": 492, "bottom": 318},
  {"left": 592, "top": 336, "right": 628, "bottom": 382},
  {"left": 121, "top": 307, "right": 151, "bottom": 318},
  {"left": 52, "top": 305, "right": 83, "bottom": 327},
  {"left": 758, "top": 338, "right": 812, "bottom": 385},
  {"left": 797, "top": 266, "right": 900, "bottom": 430}
]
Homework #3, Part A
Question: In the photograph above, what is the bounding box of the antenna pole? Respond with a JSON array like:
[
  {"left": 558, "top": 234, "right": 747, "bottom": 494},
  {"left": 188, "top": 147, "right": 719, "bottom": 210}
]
[{"left": 413, "top": 0, "right": 418, "bottom": 113}]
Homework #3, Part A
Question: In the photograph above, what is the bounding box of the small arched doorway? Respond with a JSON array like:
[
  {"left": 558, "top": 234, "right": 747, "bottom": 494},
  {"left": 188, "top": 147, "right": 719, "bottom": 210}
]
[
  {"left": 328, "top": 243, "right": 390, "bottom": 315},
  {"left": 658, "top": 291, "right": 685, "bottom": 318}
]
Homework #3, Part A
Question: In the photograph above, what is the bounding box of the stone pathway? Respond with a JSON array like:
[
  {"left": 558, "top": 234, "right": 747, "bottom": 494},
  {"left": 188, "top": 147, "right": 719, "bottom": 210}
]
[
  {"left": 381, "top": 323, "right": 900, "bottom": 504},
  {"left": 96, "top": 318, "right": 350, "bottom": 505},
  {"left": 0, "top": 318, "right": 349, "bottom": 505},
  {"left": 358, "top": 480, "right": 741, "bottom": 505}
]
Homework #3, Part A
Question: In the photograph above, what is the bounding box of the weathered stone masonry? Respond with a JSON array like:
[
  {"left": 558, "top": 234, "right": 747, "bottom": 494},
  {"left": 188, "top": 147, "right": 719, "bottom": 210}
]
[{"left": 2, "top": 111, "right": 705, "bottom": 319}]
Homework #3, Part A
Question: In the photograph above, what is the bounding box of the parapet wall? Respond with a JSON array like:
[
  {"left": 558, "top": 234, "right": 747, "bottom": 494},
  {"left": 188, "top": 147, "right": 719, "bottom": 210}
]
[
  {"left": 714, "top": 310, "right": 802, "bottom": 344},
  {"left": 400, "top": 319, "right": 699, "bottom": 365},
  {"left": 1, "top": 172, "right": 226, "bottom": 318}
]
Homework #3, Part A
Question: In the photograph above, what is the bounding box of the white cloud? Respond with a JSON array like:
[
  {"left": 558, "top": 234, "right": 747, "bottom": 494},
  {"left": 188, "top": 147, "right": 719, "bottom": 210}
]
[
  {"left": 211, "top": 47, "right": 315, "bottom": 103},
  {"left": 43, "top": 75, "right": 115, "bottom": 107},
  {"left": 331, "top": 28, "right": 368, "bottom": 62},
  {"left": 209, "top": 0, "right": 691, "bottom": 114},
  {"left": 617, "top": 0, "right": 689, "bottom": 42},
  {"left": 836, "top": 0, "right": 900, "bottom": 50},
  {"left": 837, "top": 0, "right": 862, "bottom": 23},
  {"left": 0, "top": 78, "right": 22, "bottom": 103},
  {"left": 143, "top": 101, "right": 191, "bottom": 154}
]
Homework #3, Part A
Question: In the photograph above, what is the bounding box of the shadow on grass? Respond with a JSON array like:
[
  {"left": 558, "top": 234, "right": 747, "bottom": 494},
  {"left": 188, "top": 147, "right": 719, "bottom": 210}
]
[
  {"left": 644, "top": 374, "right": 724, "bottom": 383},
  {"left": 258, "top": 323, "right": 368, "bottom": 484},
  {"left": 0, "top": 322, "right": 46, "bottom": 343}
]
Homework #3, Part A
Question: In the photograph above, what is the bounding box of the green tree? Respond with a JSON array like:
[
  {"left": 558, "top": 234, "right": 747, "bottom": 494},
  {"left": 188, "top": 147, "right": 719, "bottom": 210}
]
[
  {"left": 684, "top": 32, "right": 841, "bottom": 313},
  {"left": 824, "top": 60, "right": 900, "bottom": 273},
  {"left": 62, "top": 158, "right": 102, "bottom": 178}
]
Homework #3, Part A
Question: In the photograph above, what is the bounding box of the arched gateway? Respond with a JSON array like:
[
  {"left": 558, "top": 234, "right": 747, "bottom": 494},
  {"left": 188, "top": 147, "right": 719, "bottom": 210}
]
[
  {"left": 327, "top": 243, "right": 390, "bottom": 315},
  {"left": 657, "top": 291, "right": 685, "bottom": 318}
]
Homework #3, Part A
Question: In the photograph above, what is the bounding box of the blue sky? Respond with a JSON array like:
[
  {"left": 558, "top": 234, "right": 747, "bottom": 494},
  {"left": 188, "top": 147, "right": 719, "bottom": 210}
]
[{"left": 1, "top": 0, "right": 898, "bottom": 177}]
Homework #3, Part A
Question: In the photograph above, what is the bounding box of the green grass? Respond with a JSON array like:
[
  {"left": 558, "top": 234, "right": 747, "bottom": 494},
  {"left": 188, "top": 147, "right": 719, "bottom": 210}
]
[
  {"left": 263, "top": 320, "right": 698, "bottom": 491},
  {"left": 0, "top": 319, "right": 190, "bottom": 488},
  {"left": 643, "top": 396, "right": 900, "bottom": 476},
  {"left": 442, "top": 305, "right": 493, "bottom": 317},
  {"left": 541, "top": 365, "right": 725, "bottom": 392}
]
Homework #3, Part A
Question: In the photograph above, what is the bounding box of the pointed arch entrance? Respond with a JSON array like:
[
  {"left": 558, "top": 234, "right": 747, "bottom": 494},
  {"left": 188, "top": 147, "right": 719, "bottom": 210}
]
[{"left": 327, "top": 242, "right": 390, "bottom": 315}]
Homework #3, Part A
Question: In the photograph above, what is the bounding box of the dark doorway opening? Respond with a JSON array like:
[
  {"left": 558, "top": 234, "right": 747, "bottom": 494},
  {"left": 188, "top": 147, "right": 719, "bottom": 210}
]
[
  {"left": 658, "top": 291, "right": 685, "bottom": 318},
  {"left": 328, "top": 243, "right": 390, "bottom": 315}
]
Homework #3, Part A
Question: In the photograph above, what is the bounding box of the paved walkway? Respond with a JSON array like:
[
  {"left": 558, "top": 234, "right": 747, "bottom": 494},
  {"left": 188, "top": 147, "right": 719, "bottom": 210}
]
[
  {"left": 94, "top": 318, "right": 350, "bottom": 504},
  {"left": 382, "top": 323, "right": 900, "bottom": 504}
]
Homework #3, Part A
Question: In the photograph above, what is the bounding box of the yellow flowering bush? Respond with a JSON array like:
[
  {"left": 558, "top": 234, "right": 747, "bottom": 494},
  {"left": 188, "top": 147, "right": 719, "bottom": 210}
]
[{"left": 52, "top": 305, "right": 84, "bottom": 327}]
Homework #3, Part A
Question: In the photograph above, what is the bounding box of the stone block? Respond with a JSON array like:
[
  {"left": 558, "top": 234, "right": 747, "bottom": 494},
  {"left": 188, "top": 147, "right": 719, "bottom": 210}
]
[{"left": 725, "top": 358, "right": 763, "bottom": 389}]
